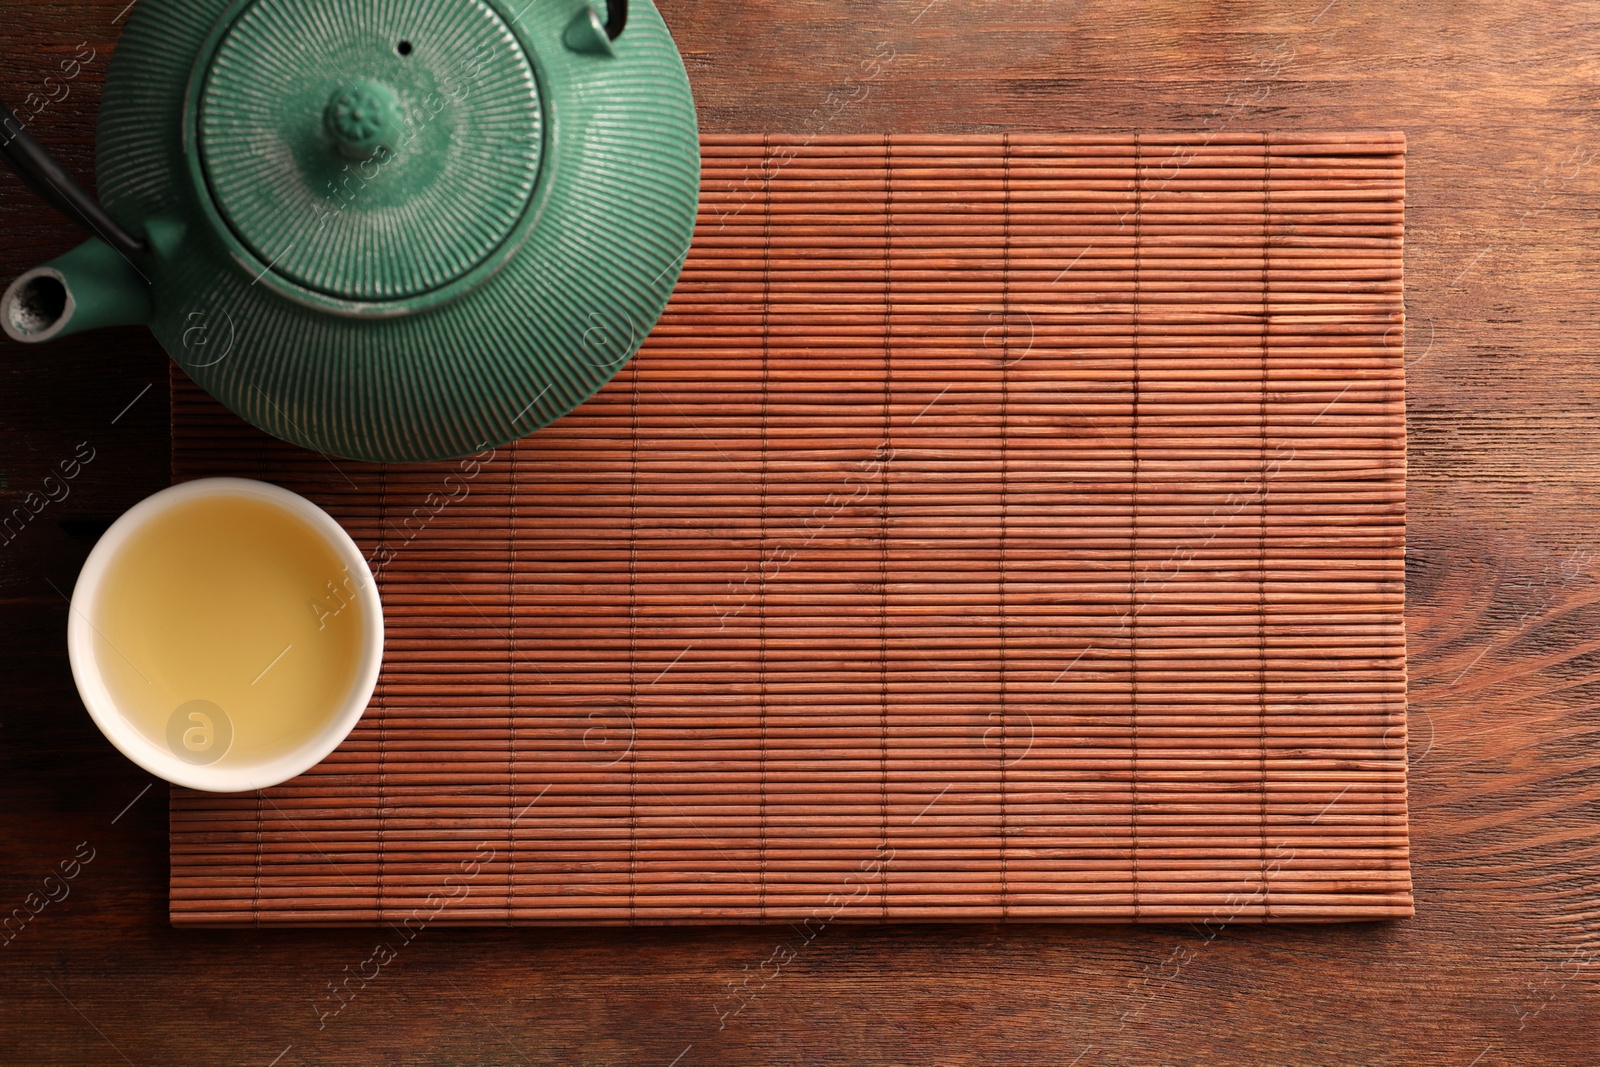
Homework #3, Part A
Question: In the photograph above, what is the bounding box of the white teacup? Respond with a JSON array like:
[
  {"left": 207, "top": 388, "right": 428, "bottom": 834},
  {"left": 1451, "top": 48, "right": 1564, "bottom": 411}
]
[{"left": 67, "top": 477, "right": 383, "bottom": 792}]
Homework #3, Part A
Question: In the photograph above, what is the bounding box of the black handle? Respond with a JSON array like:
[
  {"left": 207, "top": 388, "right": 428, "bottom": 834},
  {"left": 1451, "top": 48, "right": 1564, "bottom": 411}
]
[
  {"left": 0, "top": 95, "right": 147, "bottom": 258},
  {"left": 604, "top": 0, "right": 627, "bottom": 39}
]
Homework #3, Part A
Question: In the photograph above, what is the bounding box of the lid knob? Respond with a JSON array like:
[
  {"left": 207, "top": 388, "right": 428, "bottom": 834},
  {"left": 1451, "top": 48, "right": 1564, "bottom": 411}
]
[{"left": 323, "top": 81, "right": 402, "bottom": 160}]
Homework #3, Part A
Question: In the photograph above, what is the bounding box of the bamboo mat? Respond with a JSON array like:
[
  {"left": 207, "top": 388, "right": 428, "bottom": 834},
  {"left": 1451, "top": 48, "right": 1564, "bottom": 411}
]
[{"left": 169, "top": 132, "right": 1412, "bottom": 925}]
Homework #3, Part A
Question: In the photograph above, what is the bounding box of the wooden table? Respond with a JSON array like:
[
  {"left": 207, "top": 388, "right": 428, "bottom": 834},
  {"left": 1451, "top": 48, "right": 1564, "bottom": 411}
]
[{"left": 2, "top": 1, "right": 1595, "bottom": 1063}]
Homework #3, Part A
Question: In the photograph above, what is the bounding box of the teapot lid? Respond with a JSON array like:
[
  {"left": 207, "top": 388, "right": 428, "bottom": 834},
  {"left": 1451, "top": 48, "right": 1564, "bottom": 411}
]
[{"left": 197, "top": 0, "right": 543, "bottom": 302}]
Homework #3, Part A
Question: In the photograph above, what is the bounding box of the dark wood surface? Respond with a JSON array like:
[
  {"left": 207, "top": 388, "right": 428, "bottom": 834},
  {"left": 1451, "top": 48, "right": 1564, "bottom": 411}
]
[{"left": 1, "top": 0, "right": 1595, "bottom": 1063}]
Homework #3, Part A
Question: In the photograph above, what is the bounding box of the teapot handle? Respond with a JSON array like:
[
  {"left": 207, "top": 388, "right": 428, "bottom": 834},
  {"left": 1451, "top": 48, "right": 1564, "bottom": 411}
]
[
  {"left": 0, "top": 96, "right": 147, "bottom": 258},
  {"left": 602, "top": 0, "right": 627, "bottom": 39}
]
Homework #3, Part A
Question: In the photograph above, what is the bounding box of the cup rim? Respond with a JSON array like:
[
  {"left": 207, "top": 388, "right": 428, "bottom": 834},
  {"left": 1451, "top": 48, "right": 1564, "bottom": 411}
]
[{"left": 67, "top": 477, "right": 384, "bottom": 793}]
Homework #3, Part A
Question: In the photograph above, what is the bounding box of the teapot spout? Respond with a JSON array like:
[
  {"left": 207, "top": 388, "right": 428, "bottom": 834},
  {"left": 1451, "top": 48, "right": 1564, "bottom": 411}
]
[{"left": 1, "top": 237, "right": 151, "bottom": 344}]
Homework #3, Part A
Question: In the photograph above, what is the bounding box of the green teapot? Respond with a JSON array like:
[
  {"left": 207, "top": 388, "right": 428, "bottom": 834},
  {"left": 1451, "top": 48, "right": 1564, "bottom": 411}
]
[{"left": 0, "top": 0, "right": 698, "bottom": 462}]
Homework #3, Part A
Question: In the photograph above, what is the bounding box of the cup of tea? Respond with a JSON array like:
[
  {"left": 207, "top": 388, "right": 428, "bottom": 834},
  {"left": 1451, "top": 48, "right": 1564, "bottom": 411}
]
[{"left": 67, "top": 477, "right": 383, "bottom": 792}]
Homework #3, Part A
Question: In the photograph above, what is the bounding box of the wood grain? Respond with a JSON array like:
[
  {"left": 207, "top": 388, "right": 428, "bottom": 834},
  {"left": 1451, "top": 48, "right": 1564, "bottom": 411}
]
[{"left": 0, "top": 0, "right": 1596, "bottom": 1064}]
